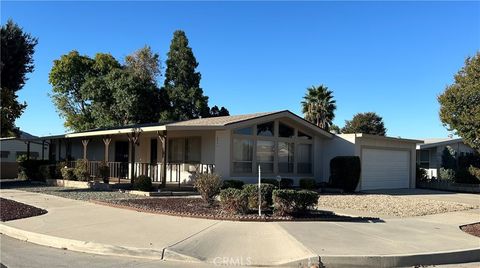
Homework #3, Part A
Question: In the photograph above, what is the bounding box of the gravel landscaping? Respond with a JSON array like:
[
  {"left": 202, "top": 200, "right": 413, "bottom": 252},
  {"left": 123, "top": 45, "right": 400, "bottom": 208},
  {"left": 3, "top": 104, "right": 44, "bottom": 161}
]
[
  {"left": 1, "top": 181, "right": 145, "bottom": 202},
  {"left": 0, "top": 198, "right": 47, "bottom": 221},
  {"left": 97, "top": 198, "right": 379, "bottom": 222},
  {"left": 318, "top": 194, "right": 478, "bottom": 217},
  {"left": 460, "top": 222, "right": 480, "bottom": 237}
]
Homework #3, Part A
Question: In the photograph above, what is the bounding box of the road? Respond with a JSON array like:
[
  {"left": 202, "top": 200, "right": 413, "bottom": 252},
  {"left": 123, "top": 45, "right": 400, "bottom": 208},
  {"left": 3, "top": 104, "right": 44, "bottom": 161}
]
[{"left": 0, "top": 235, "right": 208, "bottom": 268}]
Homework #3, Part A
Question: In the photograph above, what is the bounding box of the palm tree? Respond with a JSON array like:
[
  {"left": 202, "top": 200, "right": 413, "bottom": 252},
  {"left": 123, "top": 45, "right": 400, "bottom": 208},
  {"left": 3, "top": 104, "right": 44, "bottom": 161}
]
[{"left": 301, "top": 85, "right": 336, "bottom": 130}]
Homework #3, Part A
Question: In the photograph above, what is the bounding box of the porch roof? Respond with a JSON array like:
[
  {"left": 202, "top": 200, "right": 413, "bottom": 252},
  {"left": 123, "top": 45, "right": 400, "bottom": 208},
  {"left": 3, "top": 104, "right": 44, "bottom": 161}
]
[{"left": 38, "top": 110, "right": 333, "bottom": 139}]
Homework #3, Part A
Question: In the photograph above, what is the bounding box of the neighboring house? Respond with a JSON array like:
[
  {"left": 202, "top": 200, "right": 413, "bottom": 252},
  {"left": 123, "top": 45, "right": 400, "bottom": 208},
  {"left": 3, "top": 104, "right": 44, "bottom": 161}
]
[
  {"left": 38, "top": 110, "right": 419, "bottom": 191},
  {"left": 416, "top": 138, "right": 477, "bottom": 179},
  {"left": 0, "top": 131, "right": 49, "bottom": 179}
]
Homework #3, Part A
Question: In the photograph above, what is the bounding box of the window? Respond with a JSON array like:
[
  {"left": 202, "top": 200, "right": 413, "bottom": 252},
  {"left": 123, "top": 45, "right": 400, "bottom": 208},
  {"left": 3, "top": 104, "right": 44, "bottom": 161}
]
[
  {"left": 256, "top": 140, "right": 274, "bottom": 173},
  {"left": 297, "top": 144, "right": 312, "bottom": 174},
  {"left": 1, "top": 151, "right": 10, "bottom": 158},
  {"left": 185, "top": 137, "right": 201, "bottom": 163},
  {"left": 168, "top": 137, "right": 201, "bottom": 163},
  {"left": 278, "top": 142, "right": 294, "bottom": 173},
  {"left": 233, "top": 138, "right": 253, "bottom": 173},
  {"left": 257, "top": 121, "right": 274, "bottom": 136},
  {"left": 234, "top": 127, "right": 253, "bottom": 135},
  {"left": 419, "top": 150, "right": 430, "bottom": 169},
  {"left": 279, "top": 123, "right": 294, "bottom": 138},
  {"left": 168, "top": 138, "right": 184, "bottom": 163},
  {"left": 297, "top": 131, "right": 312, "bottom": 140},
  {"left": 15, "top": 151, "right": 39, "bottom": 160}
]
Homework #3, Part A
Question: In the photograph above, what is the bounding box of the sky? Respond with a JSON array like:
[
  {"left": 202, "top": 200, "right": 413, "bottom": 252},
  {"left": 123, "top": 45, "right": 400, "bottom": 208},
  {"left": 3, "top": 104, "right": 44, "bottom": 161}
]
[{"left": 1, "top": 1, "right": 479, "bottom": 139}]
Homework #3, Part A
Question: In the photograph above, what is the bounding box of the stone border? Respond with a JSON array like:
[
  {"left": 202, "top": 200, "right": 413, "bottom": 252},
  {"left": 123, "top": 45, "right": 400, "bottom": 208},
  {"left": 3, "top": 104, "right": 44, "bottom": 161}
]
[
  {"left": 90, "top": 200, "right": 380, "bottom": 222},
  {"left": 126, "top": 190, "right": 198, "bottom": 197},
  {"left": 46, "top": 179, "right": 110, "bottom": 190}
]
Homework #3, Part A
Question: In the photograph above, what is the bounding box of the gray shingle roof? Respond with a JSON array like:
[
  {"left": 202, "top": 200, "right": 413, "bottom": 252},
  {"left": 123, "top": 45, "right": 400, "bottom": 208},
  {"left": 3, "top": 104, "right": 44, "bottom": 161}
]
[{"left": 167, "top": 111, "right": 282, "bottom": 127}]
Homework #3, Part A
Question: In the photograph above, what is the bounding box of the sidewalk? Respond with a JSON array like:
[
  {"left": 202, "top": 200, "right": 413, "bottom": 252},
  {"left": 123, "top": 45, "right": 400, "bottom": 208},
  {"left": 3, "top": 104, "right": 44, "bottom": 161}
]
[{"left": 1, "top": 189, "right": 479, "bottom": 267}]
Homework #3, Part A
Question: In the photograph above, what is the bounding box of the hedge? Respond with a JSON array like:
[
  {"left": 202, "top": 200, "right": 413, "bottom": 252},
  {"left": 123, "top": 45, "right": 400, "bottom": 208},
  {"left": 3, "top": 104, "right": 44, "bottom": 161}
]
[
  {"left": 219, "top": 188, "right": 249, "bottom": 214},
  {"left": 329, "top": 156, "right": 361, "bottom": 192},
  {"left": 242, "top": 183, "right": 277, "bottom": 210},
  {"left": 272, "top": 189, "right": 319, "bottom": 216},
  {"left": 221, "top": 180, "right": 244, "bottom": 189}
]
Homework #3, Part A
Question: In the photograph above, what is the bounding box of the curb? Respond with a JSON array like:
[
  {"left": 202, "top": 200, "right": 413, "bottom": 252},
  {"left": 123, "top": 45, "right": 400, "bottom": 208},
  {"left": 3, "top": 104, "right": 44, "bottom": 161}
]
[
  {"left": 319, "top": 248, "right": 480, "bottom": 267},
  {"left": 0, "top": 223, "right": 163, "bottom": 260},
  {"left": 1, "top": 222, "right": 479, "bottom": 267}
]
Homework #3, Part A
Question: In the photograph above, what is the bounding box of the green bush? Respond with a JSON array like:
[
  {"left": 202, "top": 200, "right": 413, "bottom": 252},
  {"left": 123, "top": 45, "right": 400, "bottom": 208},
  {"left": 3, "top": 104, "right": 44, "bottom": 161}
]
[
  {"left": 299, "top": 178, "right": 317, "bottom": 190},
  {"left": 261, "top": 178, "right": 279, "bottom": 186},
  {"left": 280, "top": 178, "right": 294, "bottom": 189},
  {"left": 98, "top": 162, "right": 110, "bottom": 184},
  {"left": 74, "top": 159, "right": 90, "bottom": 181},
  {"left": 468, "top": 166, "right": 480, "bottom": 182},
  {"left": 416, "top": 164, "right": 428, "bottom": 182},
  {"left": 39, "top": 165, "right": 53, "bottom": 180},
  {"left": 456, "top": 154, "right": 480, "bottom": 184},
  {"left": 134, "top": 175, "right": 152, "bottom": 191},
  {"left": 221, "top": 180, "right": 244, "bottom": 189},
  {"left": 219, "top": 188, "right": 249, "bottom": 214},
  {"left": 194, "top": 173, "right": 222, "bottom": 205},
  {"left": 272, "top": 189, "right": 319, "bottom": 216},
  {"left": 329, "top": 156, "right": 361, "bottom": 192},
  {"left": 439, "top": 168, "right": 455, "bottom": 182},
  {"left": 242, "top": 183, "right": 276, "bottom": 210},
  {"left": 61, "top": 167, "right": 76, "bottom": 181},
  {"left": 17, "top": 158, "right": 52, "bottom": 181}
]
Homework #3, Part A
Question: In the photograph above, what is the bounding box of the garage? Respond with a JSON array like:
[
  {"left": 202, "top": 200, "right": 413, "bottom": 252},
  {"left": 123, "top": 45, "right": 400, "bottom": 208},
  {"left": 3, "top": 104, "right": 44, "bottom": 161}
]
[{"left": 361, "top": 148, "right": 410, "bottom": 190}]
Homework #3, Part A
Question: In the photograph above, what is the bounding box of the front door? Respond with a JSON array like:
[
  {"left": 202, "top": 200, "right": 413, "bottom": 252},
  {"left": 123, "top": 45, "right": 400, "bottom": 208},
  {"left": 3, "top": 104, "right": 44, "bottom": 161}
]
[{"left": 114, "top": 141, "right": 129, "bottom": 162}]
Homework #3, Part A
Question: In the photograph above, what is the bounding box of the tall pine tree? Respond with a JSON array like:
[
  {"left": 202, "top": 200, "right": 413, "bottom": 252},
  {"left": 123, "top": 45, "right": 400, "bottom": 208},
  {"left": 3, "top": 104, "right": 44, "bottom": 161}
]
[{"left": 163, "top": 30, "right": 209, "bottom": 121}]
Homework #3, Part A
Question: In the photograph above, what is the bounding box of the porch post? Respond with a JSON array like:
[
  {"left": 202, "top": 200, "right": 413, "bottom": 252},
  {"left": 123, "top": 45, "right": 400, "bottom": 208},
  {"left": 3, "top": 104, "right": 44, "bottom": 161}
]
[
  {"left": 102, "top": 136, "right": 111, "bottom": 162},
  {"left": 81, "top": 139, "right": 90, "bottom": 160},
  {"left": 162, "top": 130, "right": 167, "bottom": 188},
  {"left": 127, "top": 129, "right": 141, "bottom": 184},
  {"left": 58, "top": 139, "right": 62, "bottom": 161}
]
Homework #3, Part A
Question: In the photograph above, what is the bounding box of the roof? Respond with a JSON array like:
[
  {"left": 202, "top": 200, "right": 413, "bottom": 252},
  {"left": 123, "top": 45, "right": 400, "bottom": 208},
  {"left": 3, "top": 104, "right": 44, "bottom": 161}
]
[
  {"left": 339, "top": 133, "right": 423, "bottom": 144},
  {"left": 38, "top": 110, "right": 333, "bottom": 139},
  {"left": 0, "top": 131, "right": 38, "bottom": 141},
  {"left": 417, "top": 137, "right": 464, "bottom": 149}
]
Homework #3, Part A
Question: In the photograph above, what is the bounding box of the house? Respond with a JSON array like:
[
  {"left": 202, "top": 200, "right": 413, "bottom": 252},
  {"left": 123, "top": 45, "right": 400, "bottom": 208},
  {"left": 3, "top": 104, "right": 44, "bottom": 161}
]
[
  {"left": 0, "top": 131, "right": 50, "bottom": 179},
  {"left": 416, "top": 138, "right": 477, "bottom": 179},
  {"left": 37, "top": 110, "right": 420, "bottom": 191}
]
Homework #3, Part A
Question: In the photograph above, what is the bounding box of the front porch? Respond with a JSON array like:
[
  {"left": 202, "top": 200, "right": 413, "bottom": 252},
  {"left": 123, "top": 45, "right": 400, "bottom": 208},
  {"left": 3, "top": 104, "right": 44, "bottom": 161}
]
[{"left": 48, "top": 127, "right": 216, "bottom": 187}]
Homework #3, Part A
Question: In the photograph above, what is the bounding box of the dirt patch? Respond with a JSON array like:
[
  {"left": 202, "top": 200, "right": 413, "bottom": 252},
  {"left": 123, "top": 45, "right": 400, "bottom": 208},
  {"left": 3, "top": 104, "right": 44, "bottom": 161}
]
[
  {"left": 0, "top": 198, "right": 47, "bottom": 221},
  {"left": 318, "top": 194, "right": 477, "bottom": 217},
  {"left": 461, "top": 222, "right": 480, "bottom": 237},
  {"left": 96, "top": 198, "right": 379, "bottom": 222}
]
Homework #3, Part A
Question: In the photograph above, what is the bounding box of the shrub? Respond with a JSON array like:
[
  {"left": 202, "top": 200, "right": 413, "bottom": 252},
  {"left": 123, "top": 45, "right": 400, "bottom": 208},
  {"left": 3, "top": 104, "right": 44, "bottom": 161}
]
[
  {"left": 61, "top": 167, "right": 76, "bottom": 181},
  {"left": 221, "top": 180, "right": 244, "bottom": 189},
  {"left": 17, "top": 158, "right": 52, "bottom": 181},
  {"left": 439, "top": 168, "right": 455, "bottom": 182},
  {"left": 261, "top": 178, "right": 279, "bottom": 186},
  {"left": 280, "top": 178, "right": 294, "bottom": 189},
  {"left": 74, "top": 159, "right": 90, "bottom": 181},
  {"left": 416, "top": 164, "right": 428, "bottom": 182},
  {"left": 329, "top": 156, "right": 361, "bottom": 192},
  {"left": 98, "top": 162, "right": 110, "bottom": 184},
  {"left": 194, "top": 173, "right": 222, "bottom": 205},
  {"left": 299, "top": 178, "right": 317, "bottom": 190},
  {"left": 456, "top": 154, "right": 480, "bottom": 184},
  {"left": 272, "top": 189, "right": 319, "bottom": 216},
  {"left": 468, "top": 166, "right": 480, "bottom": 181},
  {"left": 134, "top": 175, "right": 152, "bottom": 191},
  {"left": 39, "top": 165, "right": 53, "bottom": 180},
  {"left": 242, "top": 183, "right": 276, "bottom": 210},
  {"left": 219, "top": 188, "right": 249, "bottom": 214}
]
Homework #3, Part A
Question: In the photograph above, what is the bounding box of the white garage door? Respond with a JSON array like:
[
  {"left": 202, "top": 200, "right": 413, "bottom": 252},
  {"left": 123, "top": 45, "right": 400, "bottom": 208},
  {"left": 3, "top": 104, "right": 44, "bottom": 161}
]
[{"left": 361, "top": 148, "right": 410, "bottom": 190}]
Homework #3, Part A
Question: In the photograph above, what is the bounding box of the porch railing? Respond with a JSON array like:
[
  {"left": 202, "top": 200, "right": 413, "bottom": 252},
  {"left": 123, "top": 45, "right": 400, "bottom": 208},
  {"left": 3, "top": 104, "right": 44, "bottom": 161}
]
[{"left": 63, "top": 161, "right": 215, "bottom": 185}]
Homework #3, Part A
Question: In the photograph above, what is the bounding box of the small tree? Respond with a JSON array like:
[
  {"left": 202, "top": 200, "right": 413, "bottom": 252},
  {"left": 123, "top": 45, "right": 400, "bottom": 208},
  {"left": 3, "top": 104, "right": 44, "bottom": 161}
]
[
  {"left": 438, "top": 52, "right": 480, "bottom": 153},
  {"left": 301, "top": 85, "right": 336, "bottom": 130},
  {"left": 441, "top": 146, "right": 457, "bottom": 170},
  {"left": 342, "top": 112, "right": 387, "bottom": 136}
]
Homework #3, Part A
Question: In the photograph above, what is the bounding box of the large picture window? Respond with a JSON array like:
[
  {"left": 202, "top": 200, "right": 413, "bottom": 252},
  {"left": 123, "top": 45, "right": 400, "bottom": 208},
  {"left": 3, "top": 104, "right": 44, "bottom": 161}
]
[
  {"left": 168, "top": 137, "right": 201, "bottom": 163},
  {"left": 297, "top": 143, "right": 312, "bottom": 174},
  {"left": 257, "top": 140, "right": 274, "bottom": 173},
  {"left": 257, "top": 121, "right": 274, "bottom": 136},
  {"left": 278, "top": 142, "right": 294, "bottom": 173},
  {"left": 233, "top": 138, "right": 253, "bottom": 173}
]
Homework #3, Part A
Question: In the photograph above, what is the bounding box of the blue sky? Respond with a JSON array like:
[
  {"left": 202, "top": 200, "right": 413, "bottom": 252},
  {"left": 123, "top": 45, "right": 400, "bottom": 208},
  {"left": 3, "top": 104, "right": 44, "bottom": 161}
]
[{"left": 2, "top": 1, "right": 479, "bottom": 138}]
